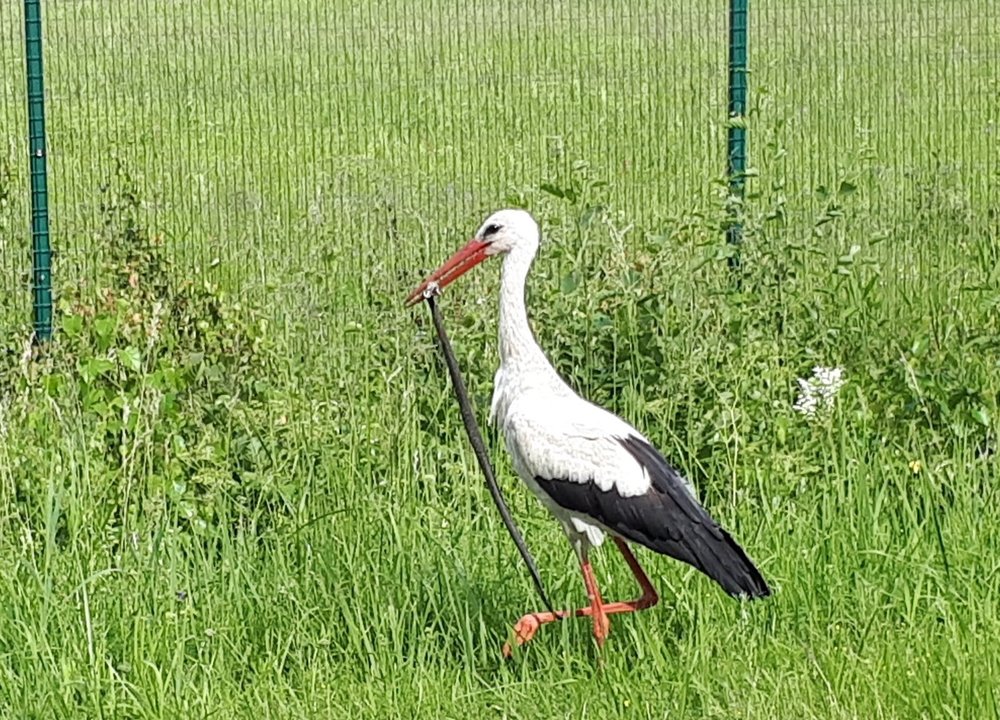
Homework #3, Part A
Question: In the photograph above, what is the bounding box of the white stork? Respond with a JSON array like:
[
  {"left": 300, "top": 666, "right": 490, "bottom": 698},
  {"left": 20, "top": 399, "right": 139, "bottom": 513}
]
[{"left": 406, "top": 209, "right": 770, "bottom": 656}]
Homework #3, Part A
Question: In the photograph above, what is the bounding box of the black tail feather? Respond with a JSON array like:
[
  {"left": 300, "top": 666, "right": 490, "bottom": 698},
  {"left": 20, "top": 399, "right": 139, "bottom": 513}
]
[{"left": 658, "top": 521, "right": 771, "bottom": 599}]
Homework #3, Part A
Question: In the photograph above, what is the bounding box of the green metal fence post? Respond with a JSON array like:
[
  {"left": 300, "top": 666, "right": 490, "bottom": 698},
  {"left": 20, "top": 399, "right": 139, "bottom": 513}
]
[
  {"left": 24, "top": 0, "right": 53, "bottom": 341},
  {"left": 726, "top": 0, "right": 748, "bottom": 272}
]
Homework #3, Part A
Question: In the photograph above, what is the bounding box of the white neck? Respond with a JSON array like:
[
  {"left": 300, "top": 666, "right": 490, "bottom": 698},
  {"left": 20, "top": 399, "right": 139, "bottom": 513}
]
[{"left": 497, "top": 244, "right": 552, "bottom": 372}]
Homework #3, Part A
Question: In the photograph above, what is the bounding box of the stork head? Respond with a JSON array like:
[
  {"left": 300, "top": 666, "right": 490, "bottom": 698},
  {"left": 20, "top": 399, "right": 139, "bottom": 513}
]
[{"left": 405, "top": 209, "right": 539, "bottom": 306}]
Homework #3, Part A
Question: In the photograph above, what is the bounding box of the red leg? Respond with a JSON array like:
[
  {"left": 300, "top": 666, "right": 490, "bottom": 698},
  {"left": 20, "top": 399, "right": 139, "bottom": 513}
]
[
  {"left": 602, "top": 537, "right": 659, "bottom": 613},
  {"left": 501, "top": 538, "right": 659, "bottom": 657},
  {"left": 580, "top": 560, "right": 610, "bottom": 646}
]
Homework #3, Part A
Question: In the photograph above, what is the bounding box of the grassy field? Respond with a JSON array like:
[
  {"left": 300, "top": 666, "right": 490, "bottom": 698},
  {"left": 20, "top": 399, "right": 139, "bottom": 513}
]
[{"left": 1, "top": 0, "right": 999, "bottom": 717}]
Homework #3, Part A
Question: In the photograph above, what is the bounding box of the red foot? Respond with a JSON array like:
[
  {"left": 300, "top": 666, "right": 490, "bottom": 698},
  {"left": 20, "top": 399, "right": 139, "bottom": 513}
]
[
  {"left": 500, "top": 541, "right": 658, "bottom": 658},
  {"left": 502, "top": 613, "right": 548, "bottom": 657}
]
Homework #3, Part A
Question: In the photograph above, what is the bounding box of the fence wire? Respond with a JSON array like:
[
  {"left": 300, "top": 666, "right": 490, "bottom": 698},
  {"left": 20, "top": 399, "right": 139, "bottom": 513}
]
[{"left": 1, "top": 1, "right": 997, "bottom": 333}]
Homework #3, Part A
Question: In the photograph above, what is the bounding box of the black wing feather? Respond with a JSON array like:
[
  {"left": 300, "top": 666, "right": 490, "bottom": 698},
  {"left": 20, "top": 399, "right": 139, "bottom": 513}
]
[{"left": 535, "top": 435, "right": 770, "bottom": 599}]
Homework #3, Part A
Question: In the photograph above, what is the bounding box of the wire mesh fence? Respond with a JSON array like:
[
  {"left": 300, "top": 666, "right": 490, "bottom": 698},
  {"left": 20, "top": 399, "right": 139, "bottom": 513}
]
[
  {"left": 756, "top": 2, "right": 996, "bottom": 211},
  {"left": 1, "top": 0, "right": 997, "bottom": 336}
]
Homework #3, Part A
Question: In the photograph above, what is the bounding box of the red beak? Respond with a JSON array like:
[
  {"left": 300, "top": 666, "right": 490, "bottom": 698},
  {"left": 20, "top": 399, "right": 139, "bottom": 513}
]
[{"left": 405, "top": 238, "right": 490, "bottom": 307}]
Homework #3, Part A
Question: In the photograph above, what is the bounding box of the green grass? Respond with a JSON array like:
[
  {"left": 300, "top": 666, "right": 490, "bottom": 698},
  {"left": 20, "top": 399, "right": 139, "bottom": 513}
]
[{"left": 2, "top": 0, "right": 1000, "bottom": 717}]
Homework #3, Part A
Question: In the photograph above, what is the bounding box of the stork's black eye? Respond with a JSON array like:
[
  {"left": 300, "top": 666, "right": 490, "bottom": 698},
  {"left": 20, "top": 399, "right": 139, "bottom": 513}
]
[{"left": 483, "top": 223, "right": 501, "bottom": 238}]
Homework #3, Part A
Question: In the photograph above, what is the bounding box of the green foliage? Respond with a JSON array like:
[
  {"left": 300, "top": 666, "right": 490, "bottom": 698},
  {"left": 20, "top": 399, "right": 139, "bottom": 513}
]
[{"left": 1, "top": 165, "right": 291, "bottom": 538}]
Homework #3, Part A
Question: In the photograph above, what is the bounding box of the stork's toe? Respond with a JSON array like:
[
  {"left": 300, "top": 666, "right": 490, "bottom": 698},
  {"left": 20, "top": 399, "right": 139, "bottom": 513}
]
[{"left": 502, "top": 613, "right": 543, "bottom": 657}]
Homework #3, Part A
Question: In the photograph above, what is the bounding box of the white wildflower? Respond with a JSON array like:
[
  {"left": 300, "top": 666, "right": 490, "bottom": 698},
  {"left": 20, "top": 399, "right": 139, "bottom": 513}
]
[{"left": 793, "top": 366, "right": 846, "bottom": 419}]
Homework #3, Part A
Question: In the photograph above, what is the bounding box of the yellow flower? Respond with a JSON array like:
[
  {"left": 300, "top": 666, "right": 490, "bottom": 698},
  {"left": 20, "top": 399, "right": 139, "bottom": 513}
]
[{"left": 908, "top": 460, "right": 922, "bottom": 474}]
